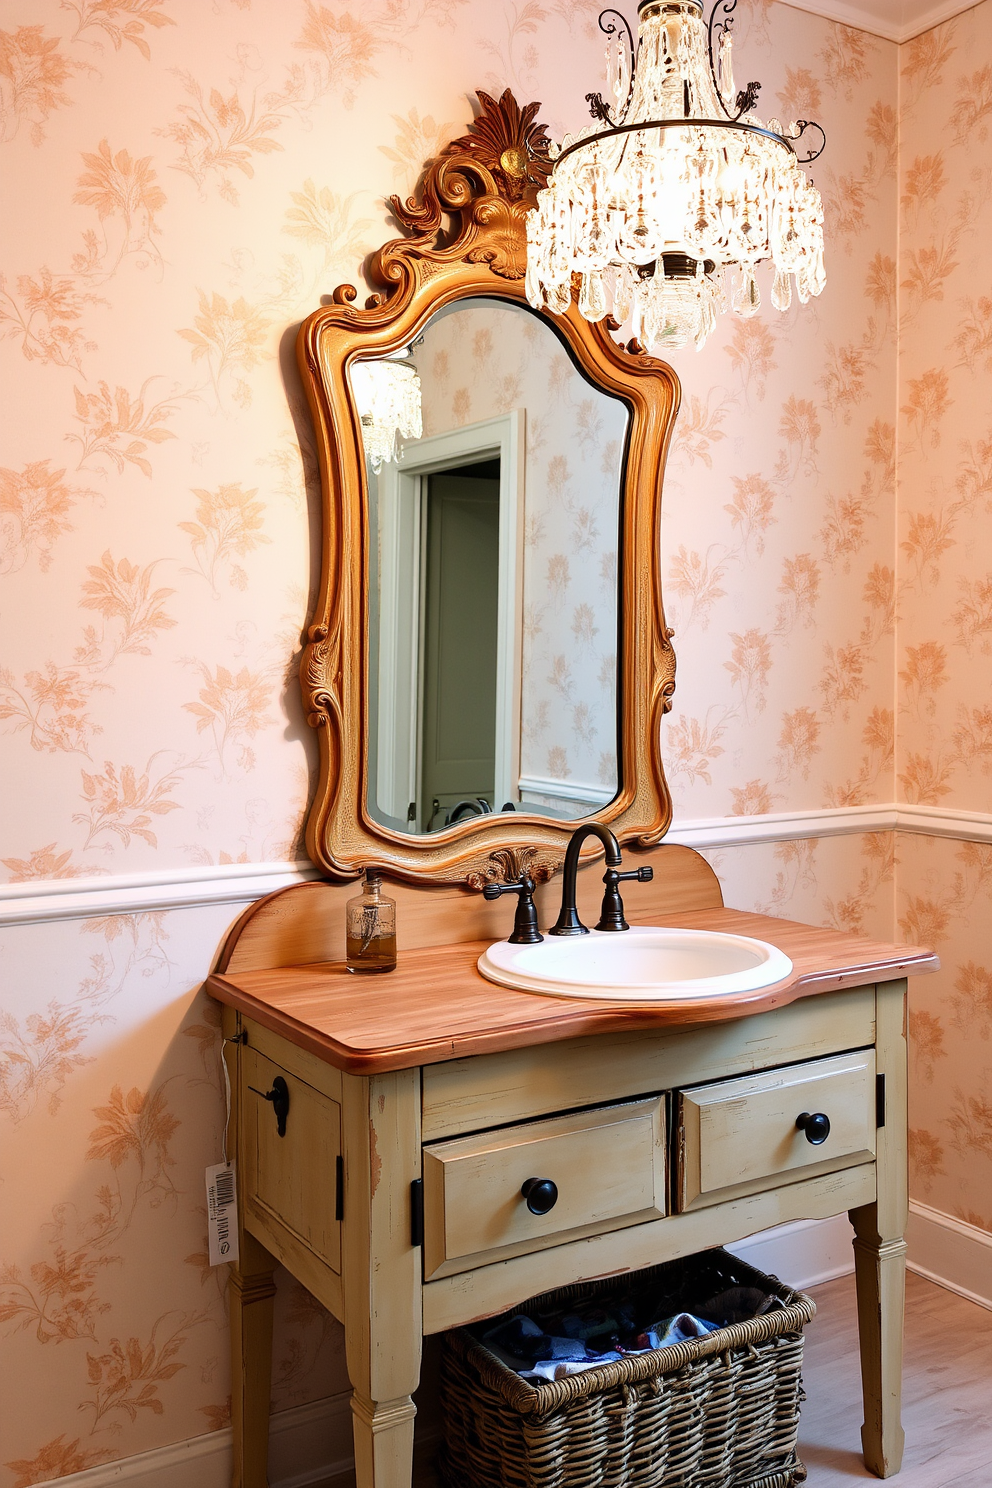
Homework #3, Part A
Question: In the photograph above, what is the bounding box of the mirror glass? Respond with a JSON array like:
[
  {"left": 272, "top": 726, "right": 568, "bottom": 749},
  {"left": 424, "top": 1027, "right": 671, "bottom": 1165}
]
[{"left": 357, "top": 299, "right": 627, "bottom": 835}]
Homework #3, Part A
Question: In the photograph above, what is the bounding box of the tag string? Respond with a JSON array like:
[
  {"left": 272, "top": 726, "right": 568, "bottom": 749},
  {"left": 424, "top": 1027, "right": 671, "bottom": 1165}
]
[{"left": 221, "top": 1036, "right": 237, "bottom": 1165}]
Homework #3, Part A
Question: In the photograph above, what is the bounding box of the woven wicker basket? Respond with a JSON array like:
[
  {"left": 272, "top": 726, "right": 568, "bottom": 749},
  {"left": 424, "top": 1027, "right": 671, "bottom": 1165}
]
[{"left": 437, "top": 1248, "right": 815, "bottom": 1488}]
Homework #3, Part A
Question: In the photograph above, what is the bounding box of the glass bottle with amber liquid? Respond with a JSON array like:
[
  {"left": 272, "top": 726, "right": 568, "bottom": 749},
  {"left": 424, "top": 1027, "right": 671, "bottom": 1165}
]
[{"left": 345, "top": 870, "right": 397, "bottom": 973}]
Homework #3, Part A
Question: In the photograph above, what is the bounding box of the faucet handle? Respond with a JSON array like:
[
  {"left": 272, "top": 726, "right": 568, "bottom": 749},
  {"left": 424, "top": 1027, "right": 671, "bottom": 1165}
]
[
  {"left": 596, "top": 864, "right": 654, "bottom": 932},
  {"left": 482, "top": 875, "right": 543, "bottom": 944}
]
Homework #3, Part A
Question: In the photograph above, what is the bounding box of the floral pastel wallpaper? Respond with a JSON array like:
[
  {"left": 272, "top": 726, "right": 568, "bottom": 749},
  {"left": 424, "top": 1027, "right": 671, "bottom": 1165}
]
[
  {"left": 0, "top": 0, "right": 989, "bottom": 1480},
  {"left": 662, "top": 7, "right": 899, "bottom": 830},
  {"left": 896, "top": 6, "right": 992, "bottom": 1231},
  {"left": 414, "top": 300, "right": 626, "bottom": 805}
]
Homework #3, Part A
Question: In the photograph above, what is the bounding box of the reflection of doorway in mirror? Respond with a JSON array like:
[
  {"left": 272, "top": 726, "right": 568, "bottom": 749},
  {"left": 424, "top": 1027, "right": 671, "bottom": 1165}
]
[
  {"left": 414, "top": 301, "right": 625, "bottom": 820},
  {"left": 372, "top": 414, "right": 523, "bottom": 834},
  {"left": 421, "top": 464, "right": 499, "bottom": 830}
]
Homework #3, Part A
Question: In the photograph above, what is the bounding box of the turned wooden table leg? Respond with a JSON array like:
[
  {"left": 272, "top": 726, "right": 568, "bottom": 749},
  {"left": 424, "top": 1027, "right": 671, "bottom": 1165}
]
[
  {"left": 230, "top": 1233, "right": 277, "bottom": 1488},
  {"left": 342, "top": 1067, "right": 423, "bottom": 1488},
  {"left": 851, "top": 1215, "right": 907, "bottom": 1477},
  {"left": 849, "top": 978, "right": 909, "bottom": 1479},
  {"left": 350, "top": 1394, "right": 418, "bottom": 1488}
]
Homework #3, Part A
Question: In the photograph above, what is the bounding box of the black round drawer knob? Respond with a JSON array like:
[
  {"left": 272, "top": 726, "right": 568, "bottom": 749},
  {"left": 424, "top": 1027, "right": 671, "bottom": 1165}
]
[
  {"left": 521, "top": 1177, "right": 558, "bottom": 1215},
  {"left": 796, "top": 1111, "right": 831, "bottom": 1145}
]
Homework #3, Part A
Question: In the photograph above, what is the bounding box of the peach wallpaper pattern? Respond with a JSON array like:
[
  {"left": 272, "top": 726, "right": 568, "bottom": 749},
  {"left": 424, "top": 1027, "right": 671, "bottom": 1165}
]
[
  {"left": 0, "top": 0, "right": 989, "bottom": 1480},
  {"left": 896, "top": 5, "right": 992, "bottom": 1231}
]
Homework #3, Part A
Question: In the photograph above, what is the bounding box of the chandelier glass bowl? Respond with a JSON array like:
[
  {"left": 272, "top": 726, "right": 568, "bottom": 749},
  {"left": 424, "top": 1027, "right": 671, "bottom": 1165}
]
[{"left": 525, "top": 0, "right": 826, "bottom": 350}]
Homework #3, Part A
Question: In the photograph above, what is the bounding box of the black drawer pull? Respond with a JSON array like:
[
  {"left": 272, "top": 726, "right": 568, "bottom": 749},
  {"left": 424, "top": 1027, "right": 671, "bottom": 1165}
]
[
  {"left": 521, "top": 1177, "right": 558, "bottom": 1215},
  {"left": 795, "top": 1111, "right": 830, "bottom": 1145}
]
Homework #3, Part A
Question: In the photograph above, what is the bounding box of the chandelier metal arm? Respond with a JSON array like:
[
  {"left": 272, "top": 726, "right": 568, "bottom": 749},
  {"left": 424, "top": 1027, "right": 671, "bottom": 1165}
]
[
  {"left": 704, "top": 0, "right": 761, "bottom": 123},
  {"left": 731, "top": 81, "right": 761, "bottom": 120},
  {"left": 587, "top": 8, "right": 636, "bottom": 124},
  {"left": 789, "top": 119, "right": 826, "bottom": 164},
  {"left": 555, "top": 113, "right": 800, "bottom": 170},
  {"left": 707, "top": 0, "right": 738, "bottom": 118}
]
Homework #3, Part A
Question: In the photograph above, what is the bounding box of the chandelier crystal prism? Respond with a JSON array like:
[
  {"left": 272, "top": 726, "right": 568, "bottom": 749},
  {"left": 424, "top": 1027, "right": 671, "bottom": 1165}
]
[
  {"left": 525, "top": 0, "right": 826, "bottom": 351},
  {"left": 350, "top": 359, "right": 423, "bottom": 473}
]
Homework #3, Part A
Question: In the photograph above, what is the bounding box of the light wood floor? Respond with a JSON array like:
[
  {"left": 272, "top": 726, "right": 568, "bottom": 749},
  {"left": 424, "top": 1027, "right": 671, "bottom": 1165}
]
[
  {"left": 798, "top": 1270, "right": 992, "bottom": 1485},
  {"left": 324, "top": 1271, "right": 992, "bottom": 1487}
]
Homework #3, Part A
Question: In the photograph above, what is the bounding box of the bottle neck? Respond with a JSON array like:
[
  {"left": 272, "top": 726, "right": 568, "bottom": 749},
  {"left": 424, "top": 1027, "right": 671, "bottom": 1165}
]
[{"left": 365, "top": 874, "right": 382, "bottom": 901}]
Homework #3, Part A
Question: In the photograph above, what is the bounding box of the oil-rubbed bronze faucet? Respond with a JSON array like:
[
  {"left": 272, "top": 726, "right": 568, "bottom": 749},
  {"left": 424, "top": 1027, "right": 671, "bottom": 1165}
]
[
  {"left": 482, "top": 872, "right": 543, "bottom": 943},
  {"left": 548, "top": 822, "right": 653, "bottom": 935}
]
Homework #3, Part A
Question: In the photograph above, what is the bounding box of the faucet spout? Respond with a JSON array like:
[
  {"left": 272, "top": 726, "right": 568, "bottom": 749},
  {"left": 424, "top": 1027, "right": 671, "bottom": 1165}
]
[{"left": 548, "top": 822, "right": 622, "bottom": 936}]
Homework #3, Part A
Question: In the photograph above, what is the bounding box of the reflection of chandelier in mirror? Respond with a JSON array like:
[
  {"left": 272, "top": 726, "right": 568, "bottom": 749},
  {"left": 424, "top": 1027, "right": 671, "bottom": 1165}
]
[
  {"left": 351, "top": 358, "right": 423, "bottom": 473},
  {"left": 525, "top": 0, "right": 826, "bottom": 351}
]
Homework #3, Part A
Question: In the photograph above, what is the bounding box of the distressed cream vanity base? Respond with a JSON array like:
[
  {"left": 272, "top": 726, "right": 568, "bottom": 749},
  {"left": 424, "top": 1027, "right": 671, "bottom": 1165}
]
[{"left": 208, "top": 847, "right": 936, "bottom": 1488}]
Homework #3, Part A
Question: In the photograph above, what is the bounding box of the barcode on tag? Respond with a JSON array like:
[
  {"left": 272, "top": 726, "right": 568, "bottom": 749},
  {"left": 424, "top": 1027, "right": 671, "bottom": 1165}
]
[{"left": 205, "top": 1161, "right": 239, "bottom": 1267}]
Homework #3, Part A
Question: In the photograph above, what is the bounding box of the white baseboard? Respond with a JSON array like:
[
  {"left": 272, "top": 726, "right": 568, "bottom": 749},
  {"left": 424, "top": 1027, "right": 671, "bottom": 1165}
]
[
  {"left": 34, "top": 1391, "right": 355, "bottom": 1488},
  {"left": 270, "top": 1392, "right": 355, "bottom": 1488},
  {"left": 907, "top": 1200, "right": 992, "bottom": 1311},
  {"left": 725, "top": 1203, "right": 992, "bottom": 1314},
  {"left": 726, "top": 1214, "right": 855, "bottom": 1289}
]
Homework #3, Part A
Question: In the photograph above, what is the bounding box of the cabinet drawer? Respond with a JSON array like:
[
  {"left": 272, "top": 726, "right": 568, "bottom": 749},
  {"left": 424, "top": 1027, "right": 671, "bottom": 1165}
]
[
  {"left": 422, "top": 1096, "right": 666, "bottom": 1280},
  {"left": 243, "top": 1046, "right": 341, "bottom": 1272},
  {"left": 675, "top": 1049, "right": 876, "bottom": 1211}
]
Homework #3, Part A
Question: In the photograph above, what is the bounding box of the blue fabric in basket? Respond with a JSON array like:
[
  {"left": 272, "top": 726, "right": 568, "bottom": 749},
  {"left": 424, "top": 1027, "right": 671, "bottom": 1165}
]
[
  {"left": 480, "top": 1284, "right": 777, "bottom": 1384},
  {"left": 482, "top": 1309, "right": 721, "bottom": 1383}
]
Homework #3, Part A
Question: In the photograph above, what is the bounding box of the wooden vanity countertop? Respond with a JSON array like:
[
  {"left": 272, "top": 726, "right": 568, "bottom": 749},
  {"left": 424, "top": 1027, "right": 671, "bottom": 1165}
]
[{"left": 207, "top": 905, "right": 937, "bottom": 1074}]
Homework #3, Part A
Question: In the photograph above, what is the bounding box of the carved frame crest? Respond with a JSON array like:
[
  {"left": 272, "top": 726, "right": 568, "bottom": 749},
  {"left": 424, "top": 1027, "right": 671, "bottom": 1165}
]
[{"left": 297, "top": 90, "right": 680, "bottom": 886}]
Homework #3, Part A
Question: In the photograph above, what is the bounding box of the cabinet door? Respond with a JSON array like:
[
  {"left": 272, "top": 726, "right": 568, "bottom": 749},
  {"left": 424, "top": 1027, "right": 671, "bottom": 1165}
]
[
  {"left": 243, "top": 1045, "right": 341, "bottom": 1273},
  {"left": 675, "top": 1048, "right": 876, "bottom": 1211},
  {"left": 422, "top": 1096, "right": 665, "bottom": 1279}
]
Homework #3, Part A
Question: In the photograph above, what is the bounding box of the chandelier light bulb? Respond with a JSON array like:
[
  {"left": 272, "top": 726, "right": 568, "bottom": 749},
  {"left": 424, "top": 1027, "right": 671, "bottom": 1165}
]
[
  {"left": 716, "top": 150, "right": 745, "bottom": 197},
  {"left": 525, "top": 0, "right": 826, "bottom": 352}
]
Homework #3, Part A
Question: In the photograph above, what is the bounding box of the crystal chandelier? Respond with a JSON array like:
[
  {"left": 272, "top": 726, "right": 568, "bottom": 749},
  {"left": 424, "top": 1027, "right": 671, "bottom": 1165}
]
[
  {"left": 525, "top": 0, "right": 826, "bottom": 351},
  {"left": 351, "top": 358, "right": 423, "bottom": 473}
]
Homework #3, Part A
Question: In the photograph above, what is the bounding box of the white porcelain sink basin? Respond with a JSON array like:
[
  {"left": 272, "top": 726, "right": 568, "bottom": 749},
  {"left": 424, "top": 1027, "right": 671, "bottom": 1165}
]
[{"left": 478, "top": 926, "right": 793, "bottom": 1001}]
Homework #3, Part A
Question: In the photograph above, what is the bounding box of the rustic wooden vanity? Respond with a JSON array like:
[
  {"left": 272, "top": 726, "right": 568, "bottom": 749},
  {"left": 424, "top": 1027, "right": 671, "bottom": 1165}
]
[{"left": 208, "top": 848, "right": 937, "bottom": 1488}]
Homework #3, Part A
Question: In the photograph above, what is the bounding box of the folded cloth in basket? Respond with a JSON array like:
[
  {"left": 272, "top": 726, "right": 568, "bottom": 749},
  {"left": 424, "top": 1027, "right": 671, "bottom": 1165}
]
[{"left": 482, "top": 1309, "right": 722, "bottom": 1383}]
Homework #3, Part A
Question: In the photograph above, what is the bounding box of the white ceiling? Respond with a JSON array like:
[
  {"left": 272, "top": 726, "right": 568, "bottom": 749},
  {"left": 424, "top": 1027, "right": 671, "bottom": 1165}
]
[{"left": 781, "top": 0, "right": 985, "bottom": 42}]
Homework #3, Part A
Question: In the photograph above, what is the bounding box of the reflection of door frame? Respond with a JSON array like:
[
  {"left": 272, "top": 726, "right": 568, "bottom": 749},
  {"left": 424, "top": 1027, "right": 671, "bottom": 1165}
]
[{"left": 376, "top": 410, "right": 524, "bottom": 825}]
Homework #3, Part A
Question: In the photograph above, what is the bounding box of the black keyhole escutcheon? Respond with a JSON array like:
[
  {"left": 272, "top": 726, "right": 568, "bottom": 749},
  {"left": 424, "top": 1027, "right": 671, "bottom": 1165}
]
[{"left": 249, "top": 1075, "right": 290, "bottom": 1136}]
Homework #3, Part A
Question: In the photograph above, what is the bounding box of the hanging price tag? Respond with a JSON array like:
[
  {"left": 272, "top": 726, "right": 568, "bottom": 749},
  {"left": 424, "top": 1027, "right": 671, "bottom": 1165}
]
[{"left": 205, "top": 1161, "right": 239, "bottom": 1267}]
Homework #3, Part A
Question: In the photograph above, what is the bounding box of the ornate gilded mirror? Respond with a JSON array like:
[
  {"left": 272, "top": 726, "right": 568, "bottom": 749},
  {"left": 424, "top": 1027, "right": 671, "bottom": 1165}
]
[{"left": 297, "top": 92, "right": 679, "bottom": 885}]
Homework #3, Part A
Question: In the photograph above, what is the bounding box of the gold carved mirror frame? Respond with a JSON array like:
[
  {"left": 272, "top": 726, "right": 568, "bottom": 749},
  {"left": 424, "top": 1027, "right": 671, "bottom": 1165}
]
[{"left": 297, "top": 90, "right": 680, "bottom": 886}]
